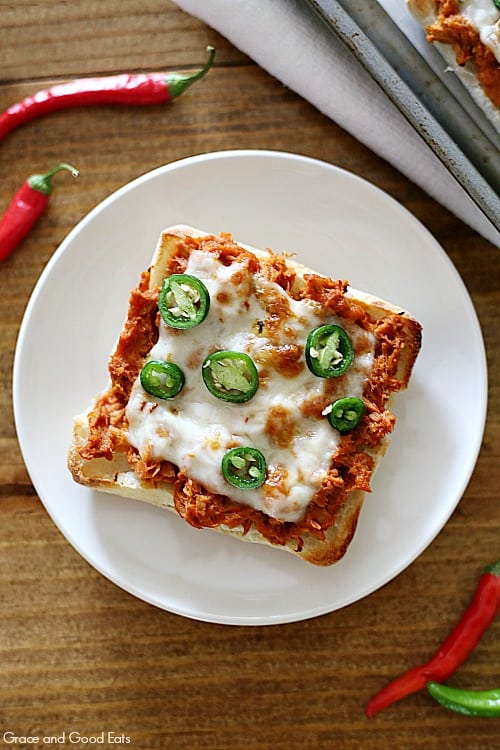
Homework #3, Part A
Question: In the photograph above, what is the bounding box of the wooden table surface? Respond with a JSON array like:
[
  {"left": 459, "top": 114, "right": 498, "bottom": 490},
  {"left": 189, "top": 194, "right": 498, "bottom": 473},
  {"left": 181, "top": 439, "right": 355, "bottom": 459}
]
[{"left": 1, "top": 2, "right": 498, "bottom": 748}]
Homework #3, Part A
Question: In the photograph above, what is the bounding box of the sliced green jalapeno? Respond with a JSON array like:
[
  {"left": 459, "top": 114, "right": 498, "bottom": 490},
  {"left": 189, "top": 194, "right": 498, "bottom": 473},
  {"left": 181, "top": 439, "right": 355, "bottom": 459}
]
[
  {"left": 159, "top": 273, "right": 210, "bottom": 329},
  {"left": 305, "top": 324, "right": 354, "bottom": 378},
  {"left": 325, "top": 397, "right": 365, "bottom": 432},
  {"left": 222, "top": 446, "right": 267, "bottom": 489},
  {"left": 202, "top": 350, "right": 259, "bottom": 403},
  {"left": 140, "top": 360, "right": 185, "bottom": 399}
]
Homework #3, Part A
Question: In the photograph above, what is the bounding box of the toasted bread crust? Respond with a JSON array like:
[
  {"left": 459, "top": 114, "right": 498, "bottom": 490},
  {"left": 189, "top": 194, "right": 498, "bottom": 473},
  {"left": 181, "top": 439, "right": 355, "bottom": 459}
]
[
  {"left": 68, "top": 226, "right": 421, "bottom": 566},
  {"left": 68, "top": 410, "right": 368, "bottom": 566}
]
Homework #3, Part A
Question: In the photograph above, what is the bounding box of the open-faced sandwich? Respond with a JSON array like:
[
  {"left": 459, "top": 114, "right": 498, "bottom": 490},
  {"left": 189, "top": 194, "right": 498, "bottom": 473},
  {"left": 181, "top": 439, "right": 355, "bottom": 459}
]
[
  {"left": 68, "top": 225, "right": 422, "bottom": 566},
  {"left": 407, "top": 0, "right": 500, "bottom": 132}
]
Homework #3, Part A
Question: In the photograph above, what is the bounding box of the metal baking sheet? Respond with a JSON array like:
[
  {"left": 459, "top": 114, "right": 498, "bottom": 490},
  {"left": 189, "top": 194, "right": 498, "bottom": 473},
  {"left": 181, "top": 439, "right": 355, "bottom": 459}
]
[
  {"left": 304, "top": 0, "right": 500, "bottom": 235},
  {"left": 377, "top": 0, "right": 500, "bottom": 145}
]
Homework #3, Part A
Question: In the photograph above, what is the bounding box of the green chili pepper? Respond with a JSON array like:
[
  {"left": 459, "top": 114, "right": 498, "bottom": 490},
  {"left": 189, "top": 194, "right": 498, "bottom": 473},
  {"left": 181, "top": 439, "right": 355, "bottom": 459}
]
[
  {"left": 325, "top": 396, "right": 365, "bottom": 432},
  {"left": 159, "top": 273, "right": 210, "bottom": 329},
  {"left": 305, "top": 324, "right": 354, "bottom": 378},
  {"left": 202, "top": 350, "right": 259, "bottom": 403},
  {"left": 427, "top": 682, "right": 500, "bottom": 718},
  {"left": 140, "top": 360, "right": 185, "bottom": 399},
  {"left": 222, "top": 446, "right": 267, "bottom": 489}
]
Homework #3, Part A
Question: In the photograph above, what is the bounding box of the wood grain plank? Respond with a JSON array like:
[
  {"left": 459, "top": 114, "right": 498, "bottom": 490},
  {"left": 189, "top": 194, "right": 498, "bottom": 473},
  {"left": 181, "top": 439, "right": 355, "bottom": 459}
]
[
  {"left": 0, "top": 1, "right": 498, "bottom": 749},
  {"left": 0, "top": 1, "right": 241, "bottom": 82}
]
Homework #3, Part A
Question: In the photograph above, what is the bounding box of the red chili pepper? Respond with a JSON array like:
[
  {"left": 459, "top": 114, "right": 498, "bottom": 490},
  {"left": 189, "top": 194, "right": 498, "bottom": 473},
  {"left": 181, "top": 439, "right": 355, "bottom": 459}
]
[
  {"left": 0, "top": 46, "right": 215, "bottom": 142},
  {"left": 0, "top": 163, "right": 79, "bottom": 262},
  {"left": 366, "top": 560, "right": 500, "bottom": 717}
]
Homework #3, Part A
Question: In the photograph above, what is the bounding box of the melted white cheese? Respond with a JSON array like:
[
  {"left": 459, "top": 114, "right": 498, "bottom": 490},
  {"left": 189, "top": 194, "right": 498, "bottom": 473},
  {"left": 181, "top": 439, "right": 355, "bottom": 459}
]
[
  {"left": 460, "top": 0, "right": 500, "bottom": 62},
  {"left": 126, "top": 250, "right": 374, "bottom": 523}
]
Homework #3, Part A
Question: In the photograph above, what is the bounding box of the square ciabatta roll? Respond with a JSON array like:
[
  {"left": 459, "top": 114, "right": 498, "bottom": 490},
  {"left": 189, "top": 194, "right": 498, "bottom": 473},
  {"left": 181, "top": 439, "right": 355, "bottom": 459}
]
[
  {"left": 68, "top": 225, "right": 422, "bottom": 566},
  {"left": 407, "top": 0, "right": 500, "bottom": 133}
]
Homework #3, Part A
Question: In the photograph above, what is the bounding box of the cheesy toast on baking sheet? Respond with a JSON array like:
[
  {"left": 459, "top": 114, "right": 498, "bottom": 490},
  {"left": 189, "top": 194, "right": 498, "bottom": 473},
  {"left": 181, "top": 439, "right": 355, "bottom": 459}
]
[
  {"left": 407, "top": 0, "right": 500, "bottom": 132},
  {"left": 68, "top": 225, "right": 422, "bottom": 566}
]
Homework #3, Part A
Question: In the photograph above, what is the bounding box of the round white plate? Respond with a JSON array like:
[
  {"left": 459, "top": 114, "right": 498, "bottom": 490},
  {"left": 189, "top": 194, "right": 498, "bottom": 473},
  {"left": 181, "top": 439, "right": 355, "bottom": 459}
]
[{"left": 13, "top": 150, "right": 487, "bottom": 625}]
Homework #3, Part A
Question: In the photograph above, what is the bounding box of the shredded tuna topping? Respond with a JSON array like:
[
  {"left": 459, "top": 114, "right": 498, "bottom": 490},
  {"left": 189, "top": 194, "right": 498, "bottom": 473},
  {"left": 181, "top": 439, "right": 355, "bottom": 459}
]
[{"left": 427, "top": 0, "right": 500, "bottom": 107}]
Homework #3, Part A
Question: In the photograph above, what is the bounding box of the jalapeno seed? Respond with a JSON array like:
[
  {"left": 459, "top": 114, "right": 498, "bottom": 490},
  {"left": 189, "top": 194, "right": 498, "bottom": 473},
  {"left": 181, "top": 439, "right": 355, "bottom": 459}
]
[
  {"left": 324, "top": 396, "right": 365, "bottom": 432},
  {"left": 222, "top": 446, "right": 267, "bottom": 489},
  {"left": 202, "top": 350, "right": 259, "bottom": 403},
  {"left": 159, "top": 273, "right": 210, "bottom": 329},
  {"left": 305, "top": 324, "right": 354, "bottom": 378},
  {"left": 140, "top": 360, "right": 185, "bottom": 399}
]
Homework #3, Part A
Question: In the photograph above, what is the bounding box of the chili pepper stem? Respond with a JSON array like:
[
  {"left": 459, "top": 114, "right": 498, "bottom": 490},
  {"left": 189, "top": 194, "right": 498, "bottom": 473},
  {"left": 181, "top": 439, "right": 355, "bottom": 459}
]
[
  {"left": 485, "top": 560, "right": 500, "bottom": 576},
  {"left": 166, "top": 46, "right": 216, "bottom": 98},
  {"left": 28, "top": 163, "right": 79, "bottom": 195}
]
